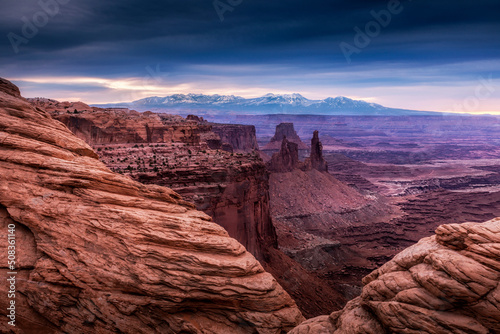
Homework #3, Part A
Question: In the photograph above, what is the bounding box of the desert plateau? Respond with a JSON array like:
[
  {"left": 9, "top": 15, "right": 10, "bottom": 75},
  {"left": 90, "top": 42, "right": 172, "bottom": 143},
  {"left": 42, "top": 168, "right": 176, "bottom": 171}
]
[{"left": 1, "top": 0, "right": 500, "bottom": 332}]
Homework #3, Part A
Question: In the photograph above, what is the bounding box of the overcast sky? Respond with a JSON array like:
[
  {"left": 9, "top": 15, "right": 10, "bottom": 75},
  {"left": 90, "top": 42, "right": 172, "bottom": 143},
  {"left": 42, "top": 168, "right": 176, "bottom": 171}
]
[{"left": 1, "top": 0, "right": 500, "bottom": 113}]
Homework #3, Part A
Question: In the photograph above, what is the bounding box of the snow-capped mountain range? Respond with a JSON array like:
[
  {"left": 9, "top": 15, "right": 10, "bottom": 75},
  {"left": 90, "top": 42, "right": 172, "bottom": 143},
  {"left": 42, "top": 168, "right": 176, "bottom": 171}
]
[{"left": 95, "top": 93, "right": 435, "bottom": 116}]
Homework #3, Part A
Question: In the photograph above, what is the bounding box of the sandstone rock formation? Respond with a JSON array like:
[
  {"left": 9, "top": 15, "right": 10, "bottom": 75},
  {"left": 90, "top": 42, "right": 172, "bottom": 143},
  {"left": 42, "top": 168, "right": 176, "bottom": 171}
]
[
  {"left": 263, "top": 123, "right": 307, "bottom": 150},
  {"left": 267, "top": 137, "right": 301, "bottom": 172},
  {"left": 134, "top": 153, "right": 278, "bottom": 261},
  {"left": 0, "top": 77, "right": 21, "bottom": 98},
  {"left": 211, "top": 124, "right": 259, "bottom": 152},
  {"left": 304, "top": 131, "right": 328, "bottom": 172},
  {"left": 29, "top": 97, "right": 95, "bottom": 114},
  {"left": 30, "top": 97, "right": 203, "bottom": 145},
  {"left": 185, "top": 115, "right": 259, "bottom": 153},
  {"left": 0, "top": 78, "right": 304, "bottom": 333},
  {"left": 186, "top": 114, "right": 205, "bottom": 123},
  {"left": 290, "top": 217, "right": 500, "bottom": 333},
  {"left": 265, "top": 128, "right": 397, "bottom": 315},
  {"left": 29, "top": 98, "right": 275, "bottom": 263},
  {"left": 84, "top": 137, "right": 275, "bottom": 262},
  {"left": 268, "top": 131, "right": 329, "bottom": 174}
]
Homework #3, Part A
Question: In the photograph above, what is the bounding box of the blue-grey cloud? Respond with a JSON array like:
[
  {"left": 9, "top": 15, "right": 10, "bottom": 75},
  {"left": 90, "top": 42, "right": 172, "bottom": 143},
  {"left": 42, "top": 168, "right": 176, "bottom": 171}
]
[{"left": 1, "top": 0, "right": 499, "bottom": 111}]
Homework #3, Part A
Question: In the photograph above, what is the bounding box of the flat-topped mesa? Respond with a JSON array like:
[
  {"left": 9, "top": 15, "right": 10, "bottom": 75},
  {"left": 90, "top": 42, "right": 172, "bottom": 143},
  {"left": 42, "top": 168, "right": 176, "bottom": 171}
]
[
  {"left": 211, "top": 123, "right": 259, "bottom": 153},
  {"left": 264, "top": 123, "right": 307, "bottom": 150},
  {"left": 0, "top": 78, "right": 304, "bottom": 333},
  {"left": 267, "top": 136, "right": 302, "bottom": 172},
  {"left": 29, "top": 98, "right": 201, "bottom": 145},
  {"left": 185, "top": 115, "right": 259, "bottom": 153},
  {"left": 304, "top": 130, "right": 328, "bottom": 172},
  {"left": 290, "top": 218, "right": 500, "bottom": 334}
]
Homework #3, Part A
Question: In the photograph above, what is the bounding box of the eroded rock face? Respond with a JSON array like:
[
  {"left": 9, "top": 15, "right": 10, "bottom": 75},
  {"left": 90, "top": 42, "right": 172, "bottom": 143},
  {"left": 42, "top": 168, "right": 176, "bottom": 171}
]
[
  {"left": 29, "top": 98, "right": 201, "bottom": 145},
  {"left": 0, "top": 79, "right": 304, "bottom": 333},
  {"left": 29, "top": 98, "right": 276, "bottom": 263},
  {"left": 267, "top": 137, "right": 301, "bottom": 173},
  {"left": 290, "top": 218, "right": 500, "bottom": 333},
  {"left": 211, "top": 124, "right": 259, "bottom": 153},
  {"left": 268, "top": 131, "right": 329, "bottom": 174},
  {"left": 185, "top": 115, "right": 259, "bottom": 153},
  {"left": 265, "top": 130, "right": 397, "bottom": 316},
  {"left": 304, "top": 131, "right": 328, "bottom": 172},
  {"left": 0, "top": 78, "right": 21, "bottom": 98},
  {"left": 264, "top": 123, "right": 307, "bottom": 150},
  {"left": 134, "top": 155, "right": 278, "bottom": 261}
]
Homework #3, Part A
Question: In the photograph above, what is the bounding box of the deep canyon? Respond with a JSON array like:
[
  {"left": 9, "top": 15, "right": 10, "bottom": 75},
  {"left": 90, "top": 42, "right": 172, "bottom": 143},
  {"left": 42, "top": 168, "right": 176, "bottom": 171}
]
[{"left": 1, "top": 78, "right": 499, "bottom": 333}]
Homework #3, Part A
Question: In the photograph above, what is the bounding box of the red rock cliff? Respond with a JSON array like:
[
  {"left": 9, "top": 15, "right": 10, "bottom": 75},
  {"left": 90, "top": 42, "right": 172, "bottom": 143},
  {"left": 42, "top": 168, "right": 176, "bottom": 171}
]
[
  {"left": 29, "top": 98, "right": 201, "bottom": 145},
  {"left": 130, "top": 148, "right": 277, "bottom": 261},
  {"left": 29, "top": 100, "right": 276, "bottom": 262},
  {"left": 0, "top": 79, "right": 304, "bottom": 333},
  {"left": 211, "top": 124, "right": 259, "bottom": 153}
]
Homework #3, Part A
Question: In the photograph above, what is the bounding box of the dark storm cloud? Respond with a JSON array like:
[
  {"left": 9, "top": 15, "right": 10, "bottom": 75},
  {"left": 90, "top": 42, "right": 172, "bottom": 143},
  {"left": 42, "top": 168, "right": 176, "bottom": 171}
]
[
  {"left": 1, "top": 0, "right": 500, "bottom": 110},
  {"left": 2, "top": 0, "right": 499, "bottom": 65}
]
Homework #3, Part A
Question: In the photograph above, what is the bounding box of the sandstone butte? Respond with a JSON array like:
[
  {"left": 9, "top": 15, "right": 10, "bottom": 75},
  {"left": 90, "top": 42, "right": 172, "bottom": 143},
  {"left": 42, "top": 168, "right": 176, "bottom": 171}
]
[
  {"left": 0, "top": 78, "right": 305, "bottom": 333},
  {"left": 263, "top": 123, "right": 307, "bottom": 151},
  {"left": 290, "top": 217, "right": 500, "bottom": 333},
  {"left": 2, "top": 77, "right": 500, "bottom": 333},
  {"left": 27, "top": 95, "right": 341, "bottom": 318}
]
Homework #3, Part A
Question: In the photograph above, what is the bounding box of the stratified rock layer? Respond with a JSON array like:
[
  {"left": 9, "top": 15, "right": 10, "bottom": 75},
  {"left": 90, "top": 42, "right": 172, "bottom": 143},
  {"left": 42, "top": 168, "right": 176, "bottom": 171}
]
[
  {"left": 0, "top": 79, "right": 304, "bottom": 333},
  {"left": 135, "top": 154, "right": 278, "bottom": 261},
  {"left": 267, "top": 137, "right": 301, "bottom": 173},
  {"left": 29, "top": 98, "right": 276, "bottom": 263},
  {"left": 185, "top": 115, "right": 259, "bottom": 153},
  {"left": 211, "top": 124, "right": 259, "bottom": 152},
  {"left": 290, "top": 217, "right": 500, "bottom": 333},
  {"left": 33, "top": 99, "right": 201, "bottom": 145},
  {"left": 264, "top": 123, "right": 307, "bottom": 150}
]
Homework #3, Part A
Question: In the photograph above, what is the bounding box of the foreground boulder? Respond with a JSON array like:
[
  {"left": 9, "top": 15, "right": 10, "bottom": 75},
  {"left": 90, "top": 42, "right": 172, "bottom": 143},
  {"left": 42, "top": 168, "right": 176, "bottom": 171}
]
[
  {"left": 290, "top": 217, "right": 500, "bottom": 333},
  {"left": 0, "top": 78, "right": 304, "bottom": 333}
]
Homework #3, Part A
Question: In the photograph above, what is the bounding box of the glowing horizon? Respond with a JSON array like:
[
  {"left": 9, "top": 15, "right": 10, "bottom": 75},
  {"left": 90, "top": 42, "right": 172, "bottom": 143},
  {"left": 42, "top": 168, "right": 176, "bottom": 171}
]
[{"left": 10, "top": 74, "right": 500, "bottom": 116}]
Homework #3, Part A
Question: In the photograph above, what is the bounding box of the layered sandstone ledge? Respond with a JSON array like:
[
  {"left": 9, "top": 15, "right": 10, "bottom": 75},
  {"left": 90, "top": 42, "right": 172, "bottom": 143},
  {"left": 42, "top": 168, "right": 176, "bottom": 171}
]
[
  {"left": 28, "top": 97, "right": 274, "bottom": 262},
  {"left": 290, "top": 218, "right": 500, "bottom": 333},
  {"left": 211, "top": 123, "right": 259, "bottom": 152},
  {"left": 0, "top": 79, "right": 303, "bottom": 333},
  {"left": 29, "top": 98, "right": 201, "bottom": 145}
]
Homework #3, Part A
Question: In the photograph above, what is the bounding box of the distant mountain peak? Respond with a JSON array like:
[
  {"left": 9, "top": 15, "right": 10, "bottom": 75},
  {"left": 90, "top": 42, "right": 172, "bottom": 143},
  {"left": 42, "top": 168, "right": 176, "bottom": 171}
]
[{"left": 95, "top": 93, "right": 435, "bottom": 116}]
